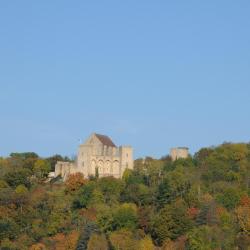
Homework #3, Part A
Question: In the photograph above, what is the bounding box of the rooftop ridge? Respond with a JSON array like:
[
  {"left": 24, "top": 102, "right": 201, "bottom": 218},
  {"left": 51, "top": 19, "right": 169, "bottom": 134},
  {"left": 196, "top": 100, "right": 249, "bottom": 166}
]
[{"left": 94, "top": 133, "right": 117, "bottom": 147}]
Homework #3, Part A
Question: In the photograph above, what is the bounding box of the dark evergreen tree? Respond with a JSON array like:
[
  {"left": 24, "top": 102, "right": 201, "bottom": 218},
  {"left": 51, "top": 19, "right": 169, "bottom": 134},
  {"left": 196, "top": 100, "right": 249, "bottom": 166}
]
[{"left": 76, "top": 222, "right": 99, "bottom": 250}]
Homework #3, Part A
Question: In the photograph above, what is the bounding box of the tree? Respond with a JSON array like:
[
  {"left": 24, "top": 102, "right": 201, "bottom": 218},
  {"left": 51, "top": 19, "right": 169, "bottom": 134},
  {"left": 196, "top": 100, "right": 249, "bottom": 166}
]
[
  {"left": 29, "top": 243, "right": 46, "bottom": 250},
  {"left": 96, "top": 205, "right": 114, "bottom": 233},
  {"left": 14, "top": 184, "right": 28, "bottom": 211},
  {"left": 151, "top": 200, "right": 192, "bottom": 245},
  {"left": 73, "top": 182, "right": 95, "bottom": 209},
  {"left": 4, "top": 168, "right": 31, "bottom": 188},
  {"left": 52, "top": 231, "right": 79, "bottom": 250},
  {"left": 65, "top": 173, "right": 86, "bottom": 193},
  {"left": 187, "top": 225, "right": 221, "bottom": 250},
  {"left": 87, "top": 233, "right": 109, "bottom": 250},
  {"left": 10, "top": 152, "right": 39, "bottom": 160},
  {"left": 110, "top": 229, "right": 138, "bottom": 250},
  {"left": 0, "top": 238, "right": 18, "bottom": 250},
  {"left": 193, "top": 148, "right": 214, "bottom": 166},
  {"left": 137, "top": 235, "right": 154, "bottom": 250},
  {"left": 186, "top": 207, "right": 199, "bottom": 220},
  {"left": 235, "top": 203, "right": 250, "bottom": 235},
  {"left": 196, "top": 199, "right": 220, "bottom": 227},
  {"left": 161, "top": 238, "right": 176, "bottom": 250},
  {"left": 0, "top": 180, "right": 9, "bottom": 189},
  {"left": 138, "top": 206, "right": 154, "bottom": 234},
  {"left": 157, "top": 168, "right": 191, "bottom": 208},
  {"left": 77, "top": 222, "right": 99, "bottom": 250},
  {"left": 216, "top": 187, "right": 241, "bottom": 210},
  {"left": 97, "top": 177, "right": 124, "bottom": 205},
  {"left": 33, "top": 159, "right": 51, "bottom": 179},
  {"left": 112, "top": 203, "right": 138, "bottom": 230},
  {"left": 46, "top": 154, "right": 71, "bottom": 171},
  {"left": 65, "top": 230, "right": 80, "bottom": 250},
  {"left": 121, "top": 183, "right": 153, "bottom": 206},
  {"left": 0, "top": 218, "right": 19, "bottom": 240}
]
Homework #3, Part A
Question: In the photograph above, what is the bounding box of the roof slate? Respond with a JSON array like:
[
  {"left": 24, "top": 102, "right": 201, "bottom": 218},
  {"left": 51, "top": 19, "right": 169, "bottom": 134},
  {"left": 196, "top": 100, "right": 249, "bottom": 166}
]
[{"left": 95, "top": 133, "right": 116, "bottom": 147}]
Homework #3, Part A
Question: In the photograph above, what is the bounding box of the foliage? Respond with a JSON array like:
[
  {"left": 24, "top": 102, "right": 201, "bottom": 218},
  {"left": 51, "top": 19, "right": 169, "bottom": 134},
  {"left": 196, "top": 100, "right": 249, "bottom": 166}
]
[
  {"left": 29, "top": 243, "right": 46, "bottom": 250},
  {"left": 76, "top": 222, "right": 99, "bottom": 250},
  {"left": 46, "top": 154, "right": 71, "bottom": 172},
  {"left": 4, "top": 167, "right": 31, "bottom": 188},
  {"left": 73, "top": 182, "right": 95, "bottom": 209},
  {"left": 235, "top": 202, "right": 250, "bottom": 234},
  {"left": 109, "top": 229, "right": 137, "bottom": 250},
  {"left": 112, "top": 203, "right": 138, "bottom": 230},
  {"left": 216, "top": 187, "right": 241, "bottom": 209},
  {"left": 51, "top": 231, "right": 79, "bottom": 250},
  {"left": 10, "top": 152, "right": 39, "bottom": 159},
  {"left": 33, "top": 159, "right": 51, "bottom": 179},
  {"left": 151, "top": 200, "right": 192, "bottom": 245},
  {"left": 65, "top": 173, "right": 86, "bottom": 193},
  {"left": 0, "top": 218, "right": 19, "bottom": 240},
  {"left": 137, "top": 235, "right": 154, "bottom": 250},
  {"left": 187, "top": 225, "right": 218, "bottom": 249},
  {"left": 87, "top": 233, "right": 108, "bottom": 250},
  {"left": 0, "top": 143, "right": 250, "bottom": 249}
]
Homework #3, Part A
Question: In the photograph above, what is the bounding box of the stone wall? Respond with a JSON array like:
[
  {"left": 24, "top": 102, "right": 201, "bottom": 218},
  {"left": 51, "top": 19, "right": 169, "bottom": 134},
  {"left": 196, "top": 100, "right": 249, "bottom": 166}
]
[{"left": 170, "top": 147, "right": 189, "bottom": 160}]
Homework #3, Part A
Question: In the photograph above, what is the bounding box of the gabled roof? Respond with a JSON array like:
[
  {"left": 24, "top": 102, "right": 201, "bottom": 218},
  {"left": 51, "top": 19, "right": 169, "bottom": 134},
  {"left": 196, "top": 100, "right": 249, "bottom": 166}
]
[{"left": 95, "top": 133, "right": 116, "bottom": 147}]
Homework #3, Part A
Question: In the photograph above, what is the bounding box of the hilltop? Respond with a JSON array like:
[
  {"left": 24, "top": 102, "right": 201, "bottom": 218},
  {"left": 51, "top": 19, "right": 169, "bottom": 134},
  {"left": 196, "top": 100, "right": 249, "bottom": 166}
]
[{"left": 0, "top": 142, "right": 250, "bottom": 249}]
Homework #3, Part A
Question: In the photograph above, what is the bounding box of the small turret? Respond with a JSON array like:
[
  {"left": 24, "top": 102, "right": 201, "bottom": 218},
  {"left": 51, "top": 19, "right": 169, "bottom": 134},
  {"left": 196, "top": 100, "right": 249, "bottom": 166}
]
[
  {"left": 170, "top": 147, "right": 189, "bottom": 161},
  {"left": 119, "top": 146, "right": 133, "bottom": 177}
]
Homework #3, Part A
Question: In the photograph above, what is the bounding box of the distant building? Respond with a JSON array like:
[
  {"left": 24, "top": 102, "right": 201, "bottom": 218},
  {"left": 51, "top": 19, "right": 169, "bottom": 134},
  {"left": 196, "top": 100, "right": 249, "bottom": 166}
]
[
  {"left": 170, "top": 147, "right": 189, "bottom": 160},
  {"left": 54, "top": 133, "right": 133, "bottom": 180}
]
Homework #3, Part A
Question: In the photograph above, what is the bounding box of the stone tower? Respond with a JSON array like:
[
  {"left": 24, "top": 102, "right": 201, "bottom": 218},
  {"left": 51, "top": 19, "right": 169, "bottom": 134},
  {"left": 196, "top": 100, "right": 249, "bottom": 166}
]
[
  {"left": 119, "top": 146, "right": 133, "bottom": 174},
  {"left": 170, "top": 147, "right": 189, "bottom": 161}
]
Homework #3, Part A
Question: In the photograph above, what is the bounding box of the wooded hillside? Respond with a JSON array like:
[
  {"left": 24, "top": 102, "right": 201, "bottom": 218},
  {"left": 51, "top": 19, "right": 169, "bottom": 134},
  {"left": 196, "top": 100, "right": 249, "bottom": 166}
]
[{"left": 0, "top": 143, "right": 250, "bottom": 249}]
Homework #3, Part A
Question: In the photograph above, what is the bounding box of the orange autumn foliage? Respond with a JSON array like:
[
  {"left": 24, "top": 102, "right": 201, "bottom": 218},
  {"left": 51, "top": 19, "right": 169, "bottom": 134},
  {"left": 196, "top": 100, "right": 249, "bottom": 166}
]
[
  {"left": 216, "top": 206, "right": 227, "bottom": 216},
  {"left": 235, "top": 197, "right": 250, "bottom": 235},
  {"left": 239, "top": 195, "right": 250, "bottom": 207},
  {"left": 162, "top": 238, "right": 175, "bottom": 250},
  {"left": 29, "top": 243, "right": 46, "bottom": 250},
  {"left": 52, "top": 231, "right": 79, "bottom": 250},
  {"left": 186, "top": 207, "right": 199, "bottom": 219},
  {"left": 65, "top": 173, "right": 86, "bottom": 192},
  {"left": 79, "top": 207, "right": 97, "bottom": 222}
]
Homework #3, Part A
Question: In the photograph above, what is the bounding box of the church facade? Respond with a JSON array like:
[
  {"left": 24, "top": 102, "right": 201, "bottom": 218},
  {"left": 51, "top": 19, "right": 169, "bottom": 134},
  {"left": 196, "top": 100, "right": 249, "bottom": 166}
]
[{"left": 54, "top": 133, "right": 133, "bottom": 180}]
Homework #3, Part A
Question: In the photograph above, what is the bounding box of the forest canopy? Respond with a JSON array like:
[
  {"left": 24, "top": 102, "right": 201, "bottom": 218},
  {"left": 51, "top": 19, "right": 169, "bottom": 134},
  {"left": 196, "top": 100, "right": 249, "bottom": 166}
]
[{"left": 0, "top": 142, "right": 250, "bottom": 249}]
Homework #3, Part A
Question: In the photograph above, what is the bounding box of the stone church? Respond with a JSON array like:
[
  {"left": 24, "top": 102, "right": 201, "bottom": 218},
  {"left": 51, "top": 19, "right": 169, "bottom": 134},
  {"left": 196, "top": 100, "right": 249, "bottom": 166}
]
[{"left": 54, "top": 133, "right": 133, "bottom": 180}]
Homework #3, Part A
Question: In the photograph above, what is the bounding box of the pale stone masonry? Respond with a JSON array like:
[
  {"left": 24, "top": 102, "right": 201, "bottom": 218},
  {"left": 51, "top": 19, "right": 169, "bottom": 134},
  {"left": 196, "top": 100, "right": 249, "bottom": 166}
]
[
  {"left": 55, "top": 133, "right": 133, "bottom": 180},
  {"left": 170, "top": 147, "right": 189, "bottom": 160}
]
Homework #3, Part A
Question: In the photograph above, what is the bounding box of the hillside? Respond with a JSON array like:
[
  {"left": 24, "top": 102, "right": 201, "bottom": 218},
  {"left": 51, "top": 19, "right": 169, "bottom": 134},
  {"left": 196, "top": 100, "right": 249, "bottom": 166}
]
[{"left": 0, "top": 143, "right": 250, "bottom": 249}]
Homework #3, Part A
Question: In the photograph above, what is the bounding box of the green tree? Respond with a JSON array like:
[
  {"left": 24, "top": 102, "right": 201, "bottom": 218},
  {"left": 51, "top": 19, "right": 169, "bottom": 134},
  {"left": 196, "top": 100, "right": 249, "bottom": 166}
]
[
  {"left": 33, "top": 159, "right": 51, "bottom": 179},
  {"left": 97, "top": 177, "right": 124, "bottom": 204},
  {"left": 112, "top": 203, "right": 138, "bottom": 230},
  {"left": 151, "top": 200, "right": 192, "bottom": 245},
  {"left": 10, "top": 152, "right": 39, "bottom": 159},
  {"left": 4, "top": 168, "right": 31, "bottom": 188},
  {"left": 46, "top": 154, "right": 71, "bottom": 171},
  {"left": 73, "top": 182, "right": 95, "bottom": 209},
  {"left": 137, "top": 235, "right": 154, "bottom": 250},
  {"left": 121, "top": 183, "right": 153, "bottom": 206},
  {"left": 0, "top": 218, "right": 19, "bottom": 240},
  {"left": 187, "top": 225, "right": 223, "bottom": 250},
  {"left": 216, "top": 187, "right": 241, "bottom": 209}
]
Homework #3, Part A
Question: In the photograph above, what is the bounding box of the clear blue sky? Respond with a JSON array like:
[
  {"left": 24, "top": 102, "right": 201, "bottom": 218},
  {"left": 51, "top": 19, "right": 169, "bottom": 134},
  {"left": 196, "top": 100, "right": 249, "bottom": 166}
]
[{"left": 0, "top": 1, "right": 250, "bottom": 158}]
